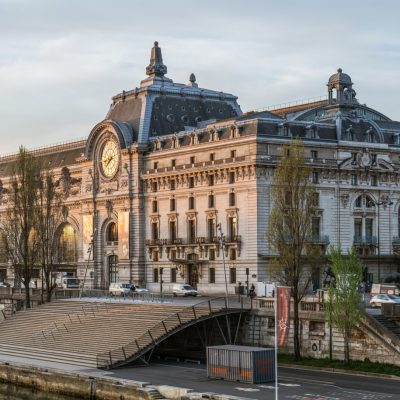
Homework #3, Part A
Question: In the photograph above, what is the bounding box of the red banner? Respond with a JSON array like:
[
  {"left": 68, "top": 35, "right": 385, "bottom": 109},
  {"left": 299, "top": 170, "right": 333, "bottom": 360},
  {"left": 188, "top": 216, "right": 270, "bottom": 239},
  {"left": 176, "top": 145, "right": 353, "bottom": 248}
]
[{"left": 276, "top": 286, "right": 291, "bottom": 347}]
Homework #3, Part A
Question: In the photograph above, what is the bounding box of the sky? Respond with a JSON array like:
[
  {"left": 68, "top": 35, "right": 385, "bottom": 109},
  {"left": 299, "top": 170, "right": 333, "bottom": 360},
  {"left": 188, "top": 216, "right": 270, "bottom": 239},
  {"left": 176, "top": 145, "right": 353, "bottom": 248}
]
[{"left": 0, "top": 0, "right": 399, "bottom": 155}]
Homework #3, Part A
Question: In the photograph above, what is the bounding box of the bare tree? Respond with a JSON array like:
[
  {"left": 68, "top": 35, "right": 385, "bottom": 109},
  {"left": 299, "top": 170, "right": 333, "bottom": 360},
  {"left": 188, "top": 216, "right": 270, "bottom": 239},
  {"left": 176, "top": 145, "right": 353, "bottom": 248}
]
[
  {"left": 0, "top": 147, "right": 40, "bottom": 307},
  {"left": 34, "top": 166, "right": 63, "bottom": 302},
  {"left": 326, "top": 245, "right": 363, "bottom": 364},
  {"left": 268, "top": 138, "right": 320, "bottom": 360}
]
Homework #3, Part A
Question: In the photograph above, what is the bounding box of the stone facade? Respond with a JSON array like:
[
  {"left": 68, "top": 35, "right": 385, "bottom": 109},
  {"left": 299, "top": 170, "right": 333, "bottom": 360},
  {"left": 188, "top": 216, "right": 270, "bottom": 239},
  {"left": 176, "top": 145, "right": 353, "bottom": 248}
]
[{"left": 0, "top": 43, "right": 400, "bottom": 293}]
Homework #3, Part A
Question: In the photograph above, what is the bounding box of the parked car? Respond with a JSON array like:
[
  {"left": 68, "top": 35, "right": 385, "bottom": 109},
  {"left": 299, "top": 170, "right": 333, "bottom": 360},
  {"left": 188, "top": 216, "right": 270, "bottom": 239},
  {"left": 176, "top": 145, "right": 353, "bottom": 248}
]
[
  {"left": 369, "top": 294, "right": 400, "bottom": 308},
  {"left": 172, "top": 284, "right": 198, "bottom": 297},
  {"left": 109, "top": 282, "right": 132, "bottom": 296},
  {"left": 130, "top": 284, "right": 148, "bottom": 293}
]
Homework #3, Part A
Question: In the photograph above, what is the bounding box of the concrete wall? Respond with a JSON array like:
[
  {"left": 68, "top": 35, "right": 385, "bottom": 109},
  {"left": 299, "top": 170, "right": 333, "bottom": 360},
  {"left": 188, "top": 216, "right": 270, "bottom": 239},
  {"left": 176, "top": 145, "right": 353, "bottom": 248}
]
[
  {"left": 242, "top": 308, "right": 400, "bottom": 366},
  {"left": 0, "top": 362, "right": 155, "bottom": 400}
]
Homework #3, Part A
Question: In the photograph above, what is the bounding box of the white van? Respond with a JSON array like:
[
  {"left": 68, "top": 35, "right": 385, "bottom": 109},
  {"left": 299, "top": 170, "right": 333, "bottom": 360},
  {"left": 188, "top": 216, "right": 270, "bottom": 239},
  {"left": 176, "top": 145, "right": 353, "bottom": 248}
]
[
  {"left": 172, "top": 284, "right": 198, "bottom": 297},
  {"left": 109, "top": 282, "right": 131, "bottom": 296}
]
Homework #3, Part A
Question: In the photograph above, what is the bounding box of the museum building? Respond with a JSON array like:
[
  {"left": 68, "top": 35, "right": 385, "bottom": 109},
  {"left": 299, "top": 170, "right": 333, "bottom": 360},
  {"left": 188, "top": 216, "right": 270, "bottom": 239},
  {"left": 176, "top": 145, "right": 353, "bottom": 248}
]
[{"left": 0, "top": 42, "right": 399, "bottom": 293}]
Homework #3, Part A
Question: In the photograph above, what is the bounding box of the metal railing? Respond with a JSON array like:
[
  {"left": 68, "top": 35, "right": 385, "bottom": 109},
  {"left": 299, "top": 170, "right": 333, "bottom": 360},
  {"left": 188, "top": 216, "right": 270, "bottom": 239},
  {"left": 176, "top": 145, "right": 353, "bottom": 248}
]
[
  {"left": 353, "top": 235, "right": 378, "bottom": 245},
  {"left": 55, "top": 289, "right": 173, "bottom": 303},
  {"left": 96, "top": 296, "right": 250, "bottom": 369}
]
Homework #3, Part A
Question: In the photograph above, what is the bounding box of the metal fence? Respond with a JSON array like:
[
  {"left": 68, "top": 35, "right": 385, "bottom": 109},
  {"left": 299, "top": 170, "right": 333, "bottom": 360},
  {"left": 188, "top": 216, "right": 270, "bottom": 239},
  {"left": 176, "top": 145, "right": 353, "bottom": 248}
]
[{"left": 96, "top": 296, "right": 250, "bottom": 369}]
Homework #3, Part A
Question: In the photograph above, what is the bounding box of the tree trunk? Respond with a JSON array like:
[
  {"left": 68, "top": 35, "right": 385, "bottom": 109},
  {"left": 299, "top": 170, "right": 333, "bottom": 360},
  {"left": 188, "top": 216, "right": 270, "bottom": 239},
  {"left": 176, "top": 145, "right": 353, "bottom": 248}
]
[
  {"left": 293, "top": 297, "right": 301, "bottom": 360},
  {"left": 24, "top": 277, "right": 31, "bottom": 309},
  {"left": 344, "top": 326, "right": 350, "bottom": 364},
  {"left": 45, "top": 272, "right": 52, "bottom": 302}
]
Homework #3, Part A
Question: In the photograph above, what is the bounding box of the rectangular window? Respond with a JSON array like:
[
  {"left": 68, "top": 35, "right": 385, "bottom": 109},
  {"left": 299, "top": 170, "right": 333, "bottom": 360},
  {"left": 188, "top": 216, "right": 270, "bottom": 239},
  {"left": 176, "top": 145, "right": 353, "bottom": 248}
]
[
  {"left": 354, "top": 220, "right": 362, "bottom": 239},
  {"left": 152, "top": 200, "right": 158, "bottom": 213},
  {"left": 170, "top": 198, "right": 176, "bottom": 211},
  {"left": 152, "top": 181, "right": 158, "bottom": 192},
  {"left": 229, "top": 192, "right": 236, "bottom": 207},
  {"left": 312, "top": 172, "right": 319, "bottom": 184},
  {"left": 170, "top": 179, "right": 176, "bottom": 190},
  {"left": 190, "top": 156, "right": 195, "bottom": 164},
  {"left": 153, "top": 162, "right": 158, "bottom": 170},
  {"left": 171, "top": 268, "right": 177, "bottom": 283},
  {"left": 230, "top": 248, "right": 237, "bottom": 260},
  {"left": 169, "top": 220, "right": 177, "bottom": 240},
  {"left": 311, "top": 218, "right": 320, "bottom": 239},
  {"left": 208, "top": 174, "right": 214, "bottom": 186},
  {"left": 209, "top": 268, "right": 216, "bottom": 283},
  {"left": 230, "top": 150, "right": 236, "bottom": 159},
  {"left": 208, "top": 194, "right": 215, "bottom": 208},
  {"left": 311, "top": 150, "right": 318, "bottom": 159},
  {"left": 229, "top": 171, "right": 235, "bottom": 184},
  {"left": 188, "top": 196, "right": 195, "bottom": 209},
  {"left": 151, "top": 222, "right": 158, "bottom": 240},
  {"left": 171, "top": 159, "right": 176, "bottom": 167},
  {"left": 228, "top": 216, "right": 237, "bottom": 241},
  {"left": 371, "top": 175, "right": 377, "bottom": 186},
  {"left": 208, "top": 219, "right": 215, "bottom": 240},
  {"left": 153, "top": 251, "right": 159, "bottom": 262},
  {"left": 210, "top": 153, "right": 215, "bottom": 161},
  {"left": 170, "top": 249, "right": 177, "bottom": 260},
  {"left": 209, "top": 248, "right": 215, "bottom": 261},
  {"left": 188, "top": 220, "right": 196, "bottom": 243},
  {"left": 366, "top": 218, "right": 373, "bottom": 239},
  {"left": 351, "top": 174, "right": 358, "bottom": 185},
  {"left": 230, "top": 268, "right": 237, "bottom": 284},
  {"left": 153, "top": 268, "right": 159, "bottom": 283},
  {"left": 189, "top": 177, "right": 195, "bottom": 188}
]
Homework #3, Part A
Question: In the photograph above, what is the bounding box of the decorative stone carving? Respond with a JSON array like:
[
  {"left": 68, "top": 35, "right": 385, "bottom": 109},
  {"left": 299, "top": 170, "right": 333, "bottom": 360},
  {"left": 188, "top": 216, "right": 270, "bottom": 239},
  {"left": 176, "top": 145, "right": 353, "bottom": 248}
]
[
  {"left": 58, "top": 167, "right": 82, "bottom": 198},
  {"left": 340, "top": 193, "right": 350, "bottom": 208},
  {"left": 100, "top": 179, "right": 119, "bottom": 194},
  {"left": 357, "top": 148, "right": 372, "bottom": 169},
  {"left": 105, "top": 200, "right": 113, "bottom": 219}
]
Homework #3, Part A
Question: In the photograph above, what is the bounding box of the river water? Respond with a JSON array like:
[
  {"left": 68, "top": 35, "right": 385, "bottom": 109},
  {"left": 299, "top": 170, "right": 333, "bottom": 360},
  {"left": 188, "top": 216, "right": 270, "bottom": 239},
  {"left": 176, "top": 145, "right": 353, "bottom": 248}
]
[{"left": 0, "top": 383, "right": 81, "bottom": 400}]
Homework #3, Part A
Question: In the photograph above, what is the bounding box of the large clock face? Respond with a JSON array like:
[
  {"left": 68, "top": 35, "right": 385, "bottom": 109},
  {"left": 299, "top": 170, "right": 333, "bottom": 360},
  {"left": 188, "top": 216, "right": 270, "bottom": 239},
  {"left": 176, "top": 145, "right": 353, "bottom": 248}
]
[{"left": 101, "top": 140, "right": 119, "bottom": 178}]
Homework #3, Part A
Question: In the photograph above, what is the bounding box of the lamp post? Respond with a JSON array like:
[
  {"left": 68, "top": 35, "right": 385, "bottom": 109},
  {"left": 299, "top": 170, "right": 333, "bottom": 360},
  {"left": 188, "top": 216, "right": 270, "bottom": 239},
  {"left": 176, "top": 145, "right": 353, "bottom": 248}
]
[
  {"left": 216, "top": 223, "right": 229, "bottom": 307},
  {"left": 371, "top": 199, "right": 393, "bottom": 283}
]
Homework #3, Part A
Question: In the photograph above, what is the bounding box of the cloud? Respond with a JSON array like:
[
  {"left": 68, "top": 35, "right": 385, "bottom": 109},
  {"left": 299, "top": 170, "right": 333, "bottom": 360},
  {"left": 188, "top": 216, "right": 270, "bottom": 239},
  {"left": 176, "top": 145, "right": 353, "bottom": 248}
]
[{"left": 0, "top": 0, "right": 400, "bottom": 153}]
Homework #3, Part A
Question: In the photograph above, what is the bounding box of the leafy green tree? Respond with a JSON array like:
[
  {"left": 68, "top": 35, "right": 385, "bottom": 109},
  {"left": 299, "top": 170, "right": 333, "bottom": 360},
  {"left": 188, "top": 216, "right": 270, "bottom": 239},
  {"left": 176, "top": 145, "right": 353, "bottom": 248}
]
[
  {"left": 268, "top": 138, "right": 320, "bottom": 360},
  {"left": 326, "top": 245, "right": 363, "bottom": 364}
]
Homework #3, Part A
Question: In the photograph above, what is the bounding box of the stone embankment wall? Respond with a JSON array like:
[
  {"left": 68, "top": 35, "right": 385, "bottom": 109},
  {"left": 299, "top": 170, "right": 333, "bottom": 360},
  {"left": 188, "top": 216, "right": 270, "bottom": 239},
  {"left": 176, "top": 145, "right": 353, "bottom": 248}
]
[
  {"left": 0, "top": 362, "right": 156, "bottom": 400},
  {"left": 242, "top": 299, "right": 400, "bottom": 366}
]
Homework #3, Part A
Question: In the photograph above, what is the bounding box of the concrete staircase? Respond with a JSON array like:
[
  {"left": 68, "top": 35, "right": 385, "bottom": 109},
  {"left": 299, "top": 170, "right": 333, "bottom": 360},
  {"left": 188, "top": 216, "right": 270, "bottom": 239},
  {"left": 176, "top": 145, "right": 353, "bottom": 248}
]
[
  {"left": 372, "top": 315, "right": 400, "bottom": 338},
  {"left": 0, "top": 300, "right": 188, "bottom": 368}
]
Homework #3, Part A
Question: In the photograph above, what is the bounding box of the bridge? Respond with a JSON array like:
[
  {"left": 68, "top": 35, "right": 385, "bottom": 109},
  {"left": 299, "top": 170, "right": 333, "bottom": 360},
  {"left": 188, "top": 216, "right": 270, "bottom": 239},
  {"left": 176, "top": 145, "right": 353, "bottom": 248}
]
[{"left": 0, "top": 296, "right": 251, "bottom": 369}]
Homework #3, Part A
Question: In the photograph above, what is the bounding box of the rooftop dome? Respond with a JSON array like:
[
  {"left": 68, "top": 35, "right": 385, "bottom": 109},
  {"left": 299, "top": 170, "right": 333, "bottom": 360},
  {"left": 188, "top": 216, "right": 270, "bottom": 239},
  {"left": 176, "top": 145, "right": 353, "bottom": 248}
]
[{"left": 328, "top": 68, "right": 353, "bottom": 86}]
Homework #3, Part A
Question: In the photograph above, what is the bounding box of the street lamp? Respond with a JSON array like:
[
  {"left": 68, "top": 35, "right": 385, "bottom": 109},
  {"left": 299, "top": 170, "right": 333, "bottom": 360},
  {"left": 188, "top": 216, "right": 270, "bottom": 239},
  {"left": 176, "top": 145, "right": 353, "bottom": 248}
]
[
  {"left": 216, "top": 223, "right": 229, "bottom": 307},
  {"left": 370, "top": 199, "right": 393, "bottom": 283}
]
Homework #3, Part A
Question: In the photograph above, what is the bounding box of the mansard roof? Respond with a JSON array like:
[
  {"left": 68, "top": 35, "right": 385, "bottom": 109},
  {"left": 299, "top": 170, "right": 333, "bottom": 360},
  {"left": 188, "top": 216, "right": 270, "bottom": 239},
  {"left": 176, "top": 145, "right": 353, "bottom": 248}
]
[
  {"left": 104, "top": 42, "right": 242, "bottom": 143},
  {"left": 0, "top": 140, "right": 85, "bottom": 178}
]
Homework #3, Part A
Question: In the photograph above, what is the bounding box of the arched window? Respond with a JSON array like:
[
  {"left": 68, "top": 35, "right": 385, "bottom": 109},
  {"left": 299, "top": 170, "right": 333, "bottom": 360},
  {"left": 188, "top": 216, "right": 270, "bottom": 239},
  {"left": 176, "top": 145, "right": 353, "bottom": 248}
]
[
  {"left": 58, "top": 224, "right": 78, "bottom": 263},
  {"left": 106, "top": 222, "right": 118, "bottom": 243},
  {"left": 355, "top": 195, "right": 362, "bottom": 208}
]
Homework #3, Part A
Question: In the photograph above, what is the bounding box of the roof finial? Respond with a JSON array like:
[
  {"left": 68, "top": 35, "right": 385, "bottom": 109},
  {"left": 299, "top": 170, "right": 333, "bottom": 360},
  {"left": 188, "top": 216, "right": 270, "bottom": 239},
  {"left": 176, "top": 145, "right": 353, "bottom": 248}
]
[
  {"left": 188, "top": 73, "right": 198, "bottom": 87},
  {"left": 146, "top": 41, "right": 167, "bottom": 77}
]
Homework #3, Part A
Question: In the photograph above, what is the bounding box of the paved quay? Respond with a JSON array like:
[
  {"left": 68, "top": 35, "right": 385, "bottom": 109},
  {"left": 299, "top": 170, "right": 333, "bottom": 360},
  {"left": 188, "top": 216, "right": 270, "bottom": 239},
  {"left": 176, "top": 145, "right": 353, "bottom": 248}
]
[{"left": 0, "top": 353, "right": 398, "bottom": 400}]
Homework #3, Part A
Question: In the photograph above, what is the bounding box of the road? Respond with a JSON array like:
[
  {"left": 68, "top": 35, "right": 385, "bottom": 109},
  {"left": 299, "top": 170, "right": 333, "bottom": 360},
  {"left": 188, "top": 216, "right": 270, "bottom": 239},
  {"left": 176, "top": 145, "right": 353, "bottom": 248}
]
[{"left": 107, "top": 360, "right": 400, "bottom": 400}]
